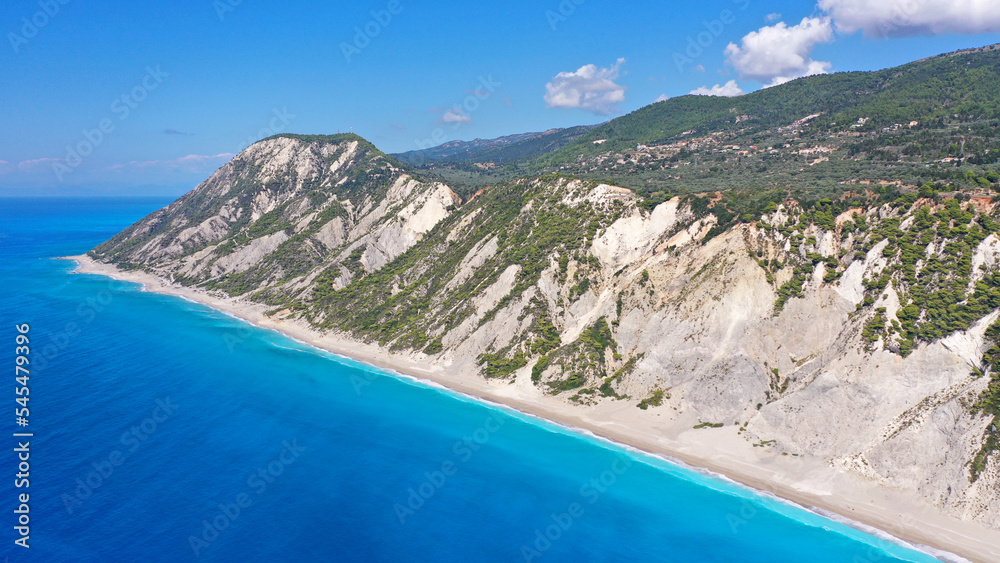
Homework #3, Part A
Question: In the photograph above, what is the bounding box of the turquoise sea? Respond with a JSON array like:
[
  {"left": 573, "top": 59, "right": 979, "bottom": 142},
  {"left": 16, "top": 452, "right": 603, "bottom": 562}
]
[{"left": 0, "top": 197, "right": 952, "bottom": 561}]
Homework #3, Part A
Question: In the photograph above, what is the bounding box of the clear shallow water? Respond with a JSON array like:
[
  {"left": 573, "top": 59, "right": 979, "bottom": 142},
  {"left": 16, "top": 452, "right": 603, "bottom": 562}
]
[{"left": 0, "top": 197, "right": 948, "bottom": 562}]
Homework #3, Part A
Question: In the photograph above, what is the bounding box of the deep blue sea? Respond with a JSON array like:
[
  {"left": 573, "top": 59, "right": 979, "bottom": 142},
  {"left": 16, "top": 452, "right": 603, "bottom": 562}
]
[{"left": 0, "top": 197, "right": 949, "bottom": 562}]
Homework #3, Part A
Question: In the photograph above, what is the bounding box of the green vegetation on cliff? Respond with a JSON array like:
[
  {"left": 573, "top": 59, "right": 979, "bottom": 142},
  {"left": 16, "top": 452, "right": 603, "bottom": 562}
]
[{"left": 88, "top": 46, "right": 1000, "bottom": 484}]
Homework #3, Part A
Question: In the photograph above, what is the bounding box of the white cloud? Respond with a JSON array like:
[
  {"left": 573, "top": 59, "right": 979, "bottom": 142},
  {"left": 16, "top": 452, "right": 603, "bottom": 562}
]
[
  {"left": 441, "top": 111, "right": 472, "bottom": 124},
  {"left": 544, "top": 58, "right": 627, "bottom": 115},
  {"left": 108, "top": 153, "right": 234, "bottom": 172},
  {"left": 654, "top": 94, "right": 670, "bottom": 103},
  {"left": 689, "top": 80, "right": 745, "bottom": 97},
  {"left": 180, "top": 153, "right": 234, "bottom": 164},
  {"left": 693, "top": 64, "right": 706, "bottom": 72},
  {"left": 725, "top": 17, "right": 834, "bottom": 87},
  {"left": 766, "top": 59, "right": 833, "bottom": 87},
  {"left": 17, "top": 157, "right": 61, "bottom": 171},
  {"left": 766, "top": 13, "right": 782, "bottom": 22},
  {"left": 819, "top": 0, "right": 1000, "bottom": 37}
]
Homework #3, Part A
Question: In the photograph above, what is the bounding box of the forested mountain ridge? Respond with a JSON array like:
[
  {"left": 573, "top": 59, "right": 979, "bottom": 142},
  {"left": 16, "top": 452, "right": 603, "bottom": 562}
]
[
  {"left": 542, "top": 43, "right": 1000, "bottom": 165},
  {"left": 410, "top": 43, "right": 1000, "bottom": 203},
  {"left": 391, "top": 125, "right": 594, "bottom": 166}
]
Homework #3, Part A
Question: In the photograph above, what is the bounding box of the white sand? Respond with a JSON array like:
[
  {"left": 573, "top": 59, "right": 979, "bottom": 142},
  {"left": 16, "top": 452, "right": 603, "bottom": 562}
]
[{"left": 67, "top": 255, "right": 1000, "bottom": 562}]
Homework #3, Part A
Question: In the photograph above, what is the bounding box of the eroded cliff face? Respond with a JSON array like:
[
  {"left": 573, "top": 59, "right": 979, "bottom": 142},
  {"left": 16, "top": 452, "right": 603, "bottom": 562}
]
[
  {"left": 92, "top": 134, "right": 460, "bottom": 301},
  {"left": 91, "top": 136, "right": 1000, "bottom": 529},
  {"left": 599, "top": 220, "right": 1000, "bottom": 528}
]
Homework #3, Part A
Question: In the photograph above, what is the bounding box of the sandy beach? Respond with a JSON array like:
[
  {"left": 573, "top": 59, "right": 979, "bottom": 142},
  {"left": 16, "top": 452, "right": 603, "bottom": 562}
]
[{"left": 67, "top": 254, "right": 1000, "bottom": 562}]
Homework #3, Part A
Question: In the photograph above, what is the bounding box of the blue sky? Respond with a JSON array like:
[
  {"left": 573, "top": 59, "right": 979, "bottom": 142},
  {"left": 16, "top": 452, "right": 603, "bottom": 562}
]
[{"left": 3, "top": 0, "right": 1000, "bottom": 195}]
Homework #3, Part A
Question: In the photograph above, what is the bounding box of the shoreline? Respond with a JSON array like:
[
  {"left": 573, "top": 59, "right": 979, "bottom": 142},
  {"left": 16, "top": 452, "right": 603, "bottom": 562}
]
[{"left": 65, "top": 254, "right": 1000, "bottom": 562}]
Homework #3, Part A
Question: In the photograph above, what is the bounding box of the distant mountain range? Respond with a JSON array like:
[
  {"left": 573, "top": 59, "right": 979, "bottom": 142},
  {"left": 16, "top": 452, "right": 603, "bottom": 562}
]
[{"left": 391, "top": 125, "right": 595, "bottom": 165}]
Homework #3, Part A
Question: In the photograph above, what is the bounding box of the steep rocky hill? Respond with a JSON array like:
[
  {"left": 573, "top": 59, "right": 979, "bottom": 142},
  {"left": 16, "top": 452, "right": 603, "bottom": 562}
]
[
  {"left": 90, "top": 132, "right": 1000, "bottom": 532},
  {"left": 94, "top": 134, "right": 460, "bottom": 302}
]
